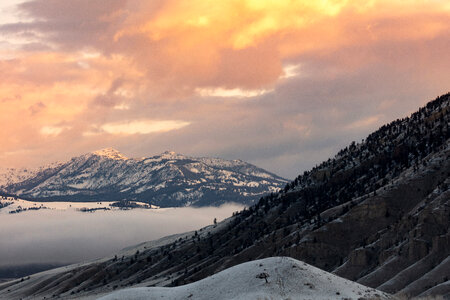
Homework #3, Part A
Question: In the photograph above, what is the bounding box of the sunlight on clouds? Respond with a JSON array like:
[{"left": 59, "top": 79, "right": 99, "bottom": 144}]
[
  {"left": 113, "top": 103, "right": 130, "bottom": 110},
  {"left": 196, "top": 87, "right": 273, "bottom": 98},
  {"left": 1, "top": 0, "right": 450, "bottom": 170},
  {"left": 113, "top": 88, "right": 135, "bottom": 98},
  {"left": 99, "top": 120, "right": 190, "bottom": 135},
  {"left": 280, "top": 64, "right": 301, "bottom": 79},
  {"left": 0, "top": 49, "right": 144, "bottom": 158},
  {"left": 231, "top": 0, "right": 349, "bottom": 49},
  {"left": 40, "top": 125, "right": 71, "bottom": 136},
  {"left": 0, "top": 0, "right": 27, "bottom": 25},
  {"left": 108, "top": 0, "right": 450, "bottom": 94},
  {"left": 186, "top": 16, "right": 210, "bottom": 27},
  {"left": 116, "top": 0, "right": 352, "bottom": 50}
]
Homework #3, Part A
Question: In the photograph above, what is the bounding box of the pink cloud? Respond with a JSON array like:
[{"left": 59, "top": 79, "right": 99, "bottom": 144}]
[{"left": 0, "top": 0, "right": 449, "bottom": 177}]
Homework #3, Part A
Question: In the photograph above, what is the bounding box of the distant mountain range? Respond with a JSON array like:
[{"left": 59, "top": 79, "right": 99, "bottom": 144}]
[{"left": 0, "top": 149, "right": 288, "bottom": 207}]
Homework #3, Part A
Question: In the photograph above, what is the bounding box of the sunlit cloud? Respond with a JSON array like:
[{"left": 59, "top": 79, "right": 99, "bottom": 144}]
[
  {"left": 113, "top": 103, "right": 130, "bottom": 110},
  {"left": 99, "top": 120, "right": 191, "bottom": 135},
  {"left": 280, "top": 64, "right": 301, "bottom": 79},
  {"left": 0, "top": 0, "right": 449, "bottom": 177},
  {"left": 0, "top": 0, "right": 28, "bottom": 25},
  {"left": 196, "top": 87, "right": 273, "bottom": 98},
  {"left": 40, "top": 125, "right": 71, "bottom": 136}
]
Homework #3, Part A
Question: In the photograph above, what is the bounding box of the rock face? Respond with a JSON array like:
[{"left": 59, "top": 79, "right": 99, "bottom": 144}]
[
  {"left": 0, "top": 93, "right": 448, "bottom": 300},
  {"left": 1, "top": 149, "right": 287, "bottom": 207}
]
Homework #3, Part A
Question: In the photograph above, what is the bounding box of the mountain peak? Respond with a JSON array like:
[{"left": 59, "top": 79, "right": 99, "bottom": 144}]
[
  {"left": 92, "top": 148, "right": 128, "bottom": 160},
  {"left": 159, "top": 150, "right": 184, "bottom": 159}
]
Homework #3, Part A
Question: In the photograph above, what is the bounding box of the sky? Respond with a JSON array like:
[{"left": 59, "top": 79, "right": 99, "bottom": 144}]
[{"left": 0, "top": 0, "right": 449, "bottom": 178}]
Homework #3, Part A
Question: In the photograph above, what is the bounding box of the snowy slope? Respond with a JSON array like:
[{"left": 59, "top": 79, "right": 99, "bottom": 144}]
[
  {"left": 0, "top": 163, "right": 61, "bottom": 189},
  {"left": 2, "top": 149, "right": 288, "bottom": 207},
  {"left": 98, "top": 257, "right": 392, "bottom": 300},
  {"left": 0, "top": 168, "right": 38, "bottom": 189},
  {"left": 0, "top": 168, "right": 34, "bottom": 188},
  {"left": 0, "top": 196, "right": 159, "bottom": 214}
]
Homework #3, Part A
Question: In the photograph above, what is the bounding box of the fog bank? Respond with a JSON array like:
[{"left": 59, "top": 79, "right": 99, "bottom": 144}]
[{"left": 0, "top": 204, "right": 243, "bottom": 267}]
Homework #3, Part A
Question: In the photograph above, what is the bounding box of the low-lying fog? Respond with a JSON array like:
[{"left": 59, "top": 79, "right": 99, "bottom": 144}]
[{"left": 0, "top": 204, "right": 244, "bottom": 269}]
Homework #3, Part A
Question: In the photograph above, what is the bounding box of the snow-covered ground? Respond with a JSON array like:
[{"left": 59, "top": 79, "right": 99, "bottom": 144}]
[
  {"left": 0, "top": 197, "right": 158, "bottom": 214},
  {"left": 98, "top": 257, "right": 392, "bottom": 300}
]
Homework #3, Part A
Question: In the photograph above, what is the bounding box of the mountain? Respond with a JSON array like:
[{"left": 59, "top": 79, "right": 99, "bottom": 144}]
[
  {"left": 1, "top": 149, "right": 288, "bottom": 207},
  {"left": 98, "top": 257, "right": 392, "bottom": 300},
  {"left": 0, "top": 93, "right": 448, "bottom": 300},
  {"left": 0, "top": 162, "right": 62, "bottom": 190},
  {"left": 0, "top": 168, "right": 34, "bottom": 189}
]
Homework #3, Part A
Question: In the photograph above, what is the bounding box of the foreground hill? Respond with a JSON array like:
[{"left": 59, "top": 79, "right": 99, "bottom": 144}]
[
  {"left": 0, "top": 93, "right": 448, "bottom": 299},
  {"left": 1, "top": 150, "right": 287, "bottom": 207},
  {"left": 99, "top": 257, "right": 391, "bottom": 300}
]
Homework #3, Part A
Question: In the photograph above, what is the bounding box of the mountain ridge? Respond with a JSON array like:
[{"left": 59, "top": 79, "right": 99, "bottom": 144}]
[
  {"left": 1, "top": 150, "right": 288, "bottom": 207},
  {"left": 91, "top": 148, "right": 129, "bottom": 160}
]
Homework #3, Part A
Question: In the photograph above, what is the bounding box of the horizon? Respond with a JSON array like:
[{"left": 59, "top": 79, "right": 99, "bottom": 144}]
[{"left": 1, "top": 0, "right": 449, "bottom": 178}]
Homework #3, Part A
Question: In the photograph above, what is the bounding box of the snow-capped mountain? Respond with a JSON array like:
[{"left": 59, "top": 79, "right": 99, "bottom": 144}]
[
  {"left": 0, "top": 168, "right": 34, "bottom": 188},
  {"left": 1, "top": 149, "right": 288, "bottom": 207},
  {"left": 0, "top": 163, "right": 62, "bottom": 190}
]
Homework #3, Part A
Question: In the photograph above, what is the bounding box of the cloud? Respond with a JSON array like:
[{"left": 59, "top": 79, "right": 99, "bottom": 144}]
[
  {"left": 113, "top": 103, "right": 130, "bottom": 110},
  {"left": 0, "top": 0, "right": 449, "bottom": 178},
  {"left": 280, "top": 64, "right": 301, "bottom": 79},
  {"left": 40, "top": 125, "right": 71, "bottom": 136},
  {"left": 196, "top": 87, "right": 273, "bottom": 98},
  {"left": 0, "top": 0, "right": 445, "bottom": 99},
  {"left": 28, "top": 101, "right": 46, "bottom": 115},
  {"left": 99, "top": 119, "right": 191, "bottom": 135}
]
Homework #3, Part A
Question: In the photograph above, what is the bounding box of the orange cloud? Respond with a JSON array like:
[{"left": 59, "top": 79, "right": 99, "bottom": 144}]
[
  {"left": 0, "top": 50, "right": 143, "bottom": 155},
  {"left": 89, "top": 119, "right": 191, "bottom": 135},
  {"left": 106, "top": 0, "right": 449, "bottom": 92},
  {"left": 0, "top": 0, "right": 449, "bottom": 174}
]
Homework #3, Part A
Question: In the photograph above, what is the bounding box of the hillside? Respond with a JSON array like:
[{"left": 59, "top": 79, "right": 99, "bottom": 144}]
[
  {"left": 0, "top": 150, "right": 287, "bottom": 207},
  {"left": 99, "top": 257, "right": 391, "bottom": 300},
  {"left": 0, "top": 162, "right": 62, "bottom": 190},
  {"left": 0, "top": 93, "right": 448, "bottom": 300}
]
